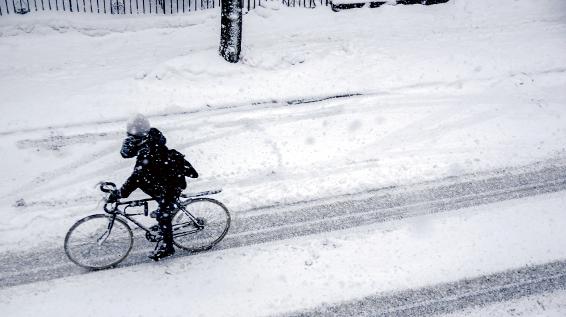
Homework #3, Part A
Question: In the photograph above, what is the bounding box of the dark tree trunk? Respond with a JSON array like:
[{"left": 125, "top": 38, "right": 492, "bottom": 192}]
[{"left": 219, "top": 0, "right": 242, "bottom": 63}]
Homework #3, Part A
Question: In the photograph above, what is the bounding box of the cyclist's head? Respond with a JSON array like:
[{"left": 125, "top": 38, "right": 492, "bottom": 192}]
[
  {"left": 126, "top": 113, "right": 150, "bottom": 137},
  {"left": 121, "top": 114, "right": 150, "bottom": 158}
]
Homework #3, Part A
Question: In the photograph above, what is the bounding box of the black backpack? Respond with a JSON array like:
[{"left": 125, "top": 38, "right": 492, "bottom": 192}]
[{"left": 165, "top": 149, "right": 199, "bottom": 190}]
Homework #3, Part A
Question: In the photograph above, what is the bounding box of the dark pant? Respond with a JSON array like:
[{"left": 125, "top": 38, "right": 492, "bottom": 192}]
[{"left": 155, "top": 196, "right": 177, "bottom": 248}]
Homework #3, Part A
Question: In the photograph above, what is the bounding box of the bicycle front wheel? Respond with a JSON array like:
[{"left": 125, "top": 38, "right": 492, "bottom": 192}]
[
  {"left": 172, "top": 198, "right": 230, "bottom": 252},
  {"left": 64, "top": 214, "right": 133, "bottom": 269}
]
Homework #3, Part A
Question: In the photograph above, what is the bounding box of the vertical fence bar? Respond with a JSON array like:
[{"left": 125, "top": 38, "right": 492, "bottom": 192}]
[
  {"left": 75, "top": 0, "right": 79, "bottom": 12},
  {"left": 0, "top": 3, "right": 3, "bottom": 15}
]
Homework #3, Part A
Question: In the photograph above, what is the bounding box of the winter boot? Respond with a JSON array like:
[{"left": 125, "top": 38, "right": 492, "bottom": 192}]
[
  {"left": 148, "top": 242, "right": 175, "bottom": 261},
  {"left": 149, "top": 217, "right": 175, "bottom": 261}
]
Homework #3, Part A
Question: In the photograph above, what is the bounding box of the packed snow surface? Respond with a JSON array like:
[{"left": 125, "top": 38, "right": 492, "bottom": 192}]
[
  {"left": 1, "top": 0, "right": 566, "bottom": 315},
  {"left": 1, "top": 0, "right": 565, "bottom": 253},
  {"left": 1, "top": 192, "right": 566, "bottom": 316}
]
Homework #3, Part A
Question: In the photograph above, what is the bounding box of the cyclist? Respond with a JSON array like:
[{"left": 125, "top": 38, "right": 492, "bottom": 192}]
[{"left": 108, "top": 114, "right": 198, "bottom": 261}]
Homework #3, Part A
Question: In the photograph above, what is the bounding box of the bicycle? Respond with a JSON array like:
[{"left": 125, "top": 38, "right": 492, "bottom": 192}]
[{"left": 64, "top": 182, "right": 231, "bottom": 269}]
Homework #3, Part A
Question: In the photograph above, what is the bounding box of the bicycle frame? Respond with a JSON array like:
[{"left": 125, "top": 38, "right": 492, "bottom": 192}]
[
  {"left": 65, "top": 182, "right": 228, "bottom": 269},
  {"left": 103, "top": 197, "right": 204, "bottom": 242}
]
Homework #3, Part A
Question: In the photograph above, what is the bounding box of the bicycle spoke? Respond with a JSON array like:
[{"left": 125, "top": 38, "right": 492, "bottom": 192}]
[
  {"left": 64, "top": 215, "right": 133, "bottom": 269},
  {"left": 172, "top": 198, "right": 230, "bottom": 251}
]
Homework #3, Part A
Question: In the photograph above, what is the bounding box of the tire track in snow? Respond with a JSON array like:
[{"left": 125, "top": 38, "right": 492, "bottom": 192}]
[
  {"left": 285, "top": 260, "right": 566, "bottom": 317},
  {"left": 1, "top": 159, "right": 566, "bottom": 289}
]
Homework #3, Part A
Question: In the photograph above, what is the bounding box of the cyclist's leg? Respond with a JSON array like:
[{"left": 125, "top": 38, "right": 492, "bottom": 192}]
[{"left": 150, "top": 196, "right": 177, "bottom": 260}]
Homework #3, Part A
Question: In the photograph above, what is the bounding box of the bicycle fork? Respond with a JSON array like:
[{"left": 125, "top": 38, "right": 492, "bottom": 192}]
[{"left": 97, "top": 215, "right": 117, "bottom": 246}]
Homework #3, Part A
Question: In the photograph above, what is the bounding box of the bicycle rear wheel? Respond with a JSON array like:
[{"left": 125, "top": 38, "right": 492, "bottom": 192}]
[
  {"left": 64, "top": 214, "right": 133, "bottom": 269},
  {"left": 172, "top": 198, "right": 230, "bottom": 252}
]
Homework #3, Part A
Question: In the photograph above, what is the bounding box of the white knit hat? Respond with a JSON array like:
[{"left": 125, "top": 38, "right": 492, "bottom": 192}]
[{"left": 126, "top": 113, "right": 150, "bottom": 136}]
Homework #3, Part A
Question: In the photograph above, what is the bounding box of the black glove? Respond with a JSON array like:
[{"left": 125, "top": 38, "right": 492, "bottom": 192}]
[{"left": 108, "top": 189, "right": 121, "bottom": 203}]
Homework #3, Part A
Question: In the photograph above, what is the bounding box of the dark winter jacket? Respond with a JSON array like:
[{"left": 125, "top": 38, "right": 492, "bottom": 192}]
[{"left": 119, "top": 128, "right": 196, "bottom": 199}]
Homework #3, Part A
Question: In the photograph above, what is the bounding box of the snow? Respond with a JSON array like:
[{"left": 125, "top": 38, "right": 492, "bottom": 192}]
[
  {"left": 1, "top": 0, "right": 566, "bottom": 315},
  {"left": 442, "top": 289, "right": 566, "bottom": 317},
  {"left": 1, "top": 191, "right": 566, "bottom": 316},
  {"left": 1, "top": 0, "right": 566, "bottom": 254}
]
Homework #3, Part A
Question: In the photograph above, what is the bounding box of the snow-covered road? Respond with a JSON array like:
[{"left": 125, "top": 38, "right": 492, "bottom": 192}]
[
  {"left": 2, "top": 157, "right": 565, "bottom": 288},
  {"left": 2, "top": 172, "right": 566, "bottom": 316},
  {"left": 290, "top": 260, "right": 566, "bottom": 317}
]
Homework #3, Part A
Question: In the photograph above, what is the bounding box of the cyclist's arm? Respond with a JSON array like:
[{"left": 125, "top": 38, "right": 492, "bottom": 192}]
[
  {"left": 119, "top": 171, "right": 140, "bottom": 198},
  {"left": 120, "top": 151, "right": 148, "bottom": 198}
]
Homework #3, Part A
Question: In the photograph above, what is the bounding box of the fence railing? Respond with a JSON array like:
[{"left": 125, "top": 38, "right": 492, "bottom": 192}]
[{"left": 0, "top": 0, "right": 328, "bottom": 15}]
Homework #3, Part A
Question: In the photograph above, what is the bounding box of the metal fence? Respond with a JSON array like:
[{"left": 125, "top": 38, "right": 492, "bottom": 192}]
[{"left": 0, "top": 0, "right": 328, "bottom": 15}]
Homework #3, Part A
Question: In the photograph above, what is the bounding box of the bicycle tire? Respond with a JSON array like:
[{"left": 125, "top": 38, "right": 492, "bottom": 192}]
[
  {"left": 64, "top": 214, "right": 133, "bottom": 269},
  {"left": 172, "top": 198, "right": 230, "bottom": 252}
]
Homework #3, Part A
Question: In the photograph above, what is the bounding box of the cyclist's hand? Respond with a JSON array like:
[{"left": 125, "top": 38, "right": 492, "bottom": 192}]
[{"left": 107, "top": 189, "right": 121, "bottom": 203}]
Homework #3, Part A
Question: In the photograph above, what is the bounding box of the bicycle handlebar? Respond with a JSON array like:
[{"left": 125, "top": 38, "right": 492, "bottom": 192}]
[
  {"left": 99, "top": 182, "right": 118, "bottom": 213},
  {"left": 100, "top": 182, "right": 117, "bottom": 193}
]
